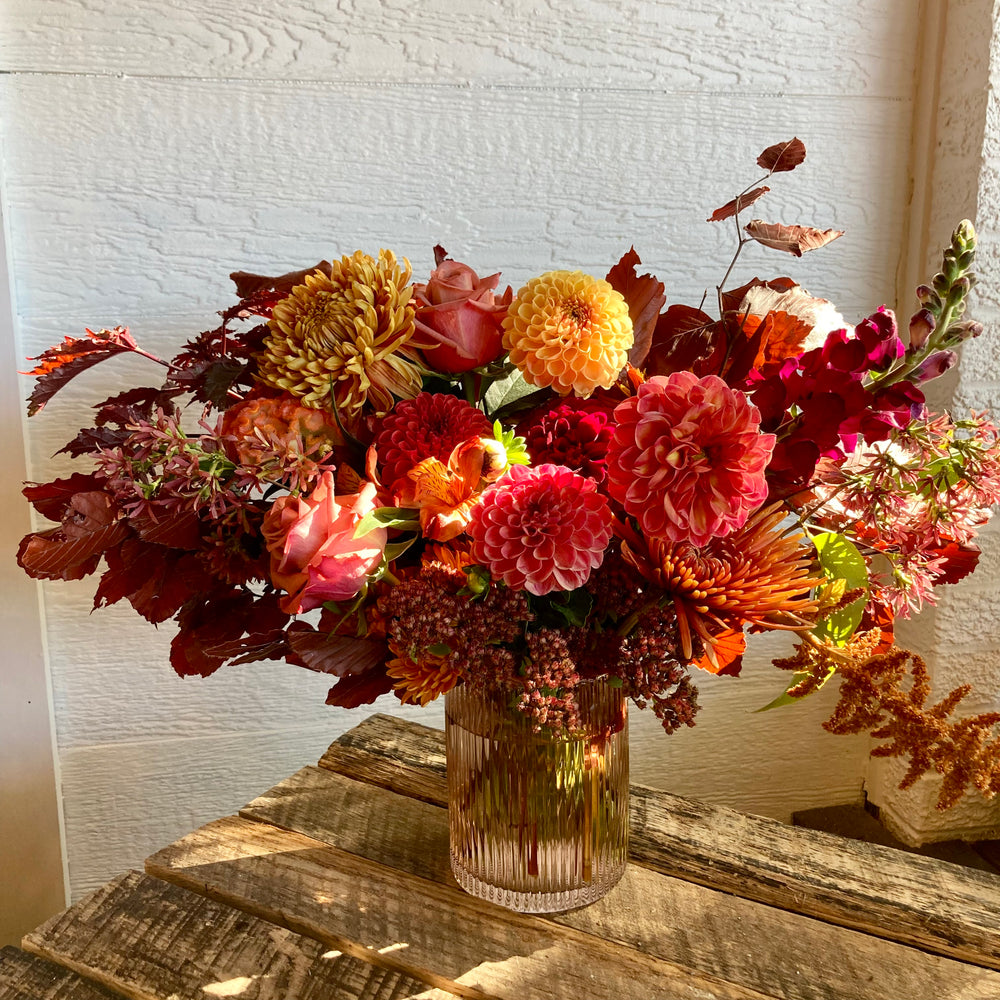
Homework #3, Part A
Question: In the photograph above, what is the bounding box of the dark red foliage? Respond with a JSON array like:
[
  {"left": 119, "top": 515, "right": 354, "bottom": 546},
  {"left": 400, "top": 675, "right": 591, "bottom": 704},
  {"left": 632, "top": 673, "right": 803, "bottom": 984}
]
[
  {"left": 18, "top": 491, "right": 129, "bottom": 581},
  {"left": 325, "top": 666, "right": 395, "bottom": 708},
  {"left": 229, "top": 261, "right": 331, "bottom": 301},
  {"left": 23, "top": 474, "right": 106, "bottom": 521},
  {"left": 708, "top": 186, "right": 770, "bottom": 223},
  {"left": 170, "top": 590, "right": 289, "bottom": 677},
  {"left": 605, "top": 248, "right": 666, "bottom": 369},
  {"left": 642, "top": 305, "right": 719, "bottom": 377},
  {"left": 22, "top": 327, "right": 146, "bottom": 415},
  {"left": 95, "top": 541, "right": 206, "bottom": 624},
  {"left": 756, "top": 138, "right": 807, "bottom": 173},
  {"left": 286, "top": 624, "right": 389, "bottom": 676}
]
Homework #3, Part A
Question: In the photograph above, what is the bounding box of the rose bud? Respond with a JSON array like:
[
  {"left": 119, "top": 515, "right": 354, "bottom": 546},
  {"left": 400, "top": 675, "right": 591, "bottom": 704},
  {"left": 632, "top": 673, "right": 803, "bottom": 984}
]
[{"left": 412, "top": 259, "right": 512, "bottom": 373}]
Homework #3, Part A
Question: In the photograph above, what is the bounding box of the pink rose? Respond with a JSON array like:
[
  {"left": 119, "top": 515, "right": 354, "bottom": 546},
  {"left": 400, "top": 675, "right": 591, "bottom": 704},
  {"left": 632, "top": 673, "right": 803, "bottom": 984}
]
[
  {"left": 412, "top": 259, "right": 512, "bottom": 373},
  {"left": 262, "top": 471, "right": 386, "bottom": 614}
]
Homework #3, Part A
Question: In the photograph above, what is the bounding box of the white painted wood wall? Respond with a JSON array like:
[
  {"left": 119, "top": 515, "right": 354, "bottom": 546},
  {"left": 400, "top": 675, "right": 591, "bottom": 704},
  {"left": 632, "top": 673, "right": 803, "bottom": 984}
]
[{"left": 2, "top": 0, "right": 999, "bottom": 936}]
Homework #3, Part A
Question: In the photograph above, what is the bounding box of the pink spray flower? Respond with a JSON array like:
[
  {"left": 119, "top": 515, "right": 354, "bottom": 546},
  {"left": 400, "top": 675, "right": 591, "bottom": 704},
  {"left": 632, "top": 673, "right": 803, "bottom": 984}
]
[{"left": 468, "top": 463, "right": 613, "bottom": 596}]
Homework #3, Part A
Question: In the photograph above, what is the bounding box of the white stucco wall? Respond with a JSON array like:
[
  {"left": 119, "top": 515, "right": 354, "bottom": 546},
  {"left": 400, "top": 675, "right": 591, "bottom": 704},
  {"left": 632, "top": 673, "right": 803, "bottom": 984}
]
[
  {"left": 4, "top": 0, "right": 996, "bottom": 922},
  {"left": 862, "top": 0, "right": 1000, "bottom": 845}
]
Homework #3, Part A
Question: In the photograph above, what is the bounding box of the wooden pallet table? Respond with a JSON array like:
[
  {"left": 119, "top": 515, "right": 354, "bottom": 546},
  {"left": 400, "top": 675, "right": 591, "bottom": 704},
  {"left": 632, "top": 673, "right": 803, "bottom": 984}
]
[{"left": 5, "top": 713, "right": 1000, "bottom": 1000}]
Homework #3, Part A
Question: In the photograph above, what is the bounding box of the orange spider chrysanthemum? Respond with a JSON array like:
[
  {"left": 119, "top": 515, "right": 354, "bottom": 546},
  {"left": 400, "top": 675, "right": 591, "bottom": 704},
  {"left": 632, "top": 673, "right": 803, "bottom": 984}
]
[
  {"left": 386, "top": 643, "right": 463, "bottom": 706},
  {"left": 620, "top": 503, "right": 825, "bottom": 673},
  {"left": 502, "top": 270, "right": 633, "bottom": 396}
]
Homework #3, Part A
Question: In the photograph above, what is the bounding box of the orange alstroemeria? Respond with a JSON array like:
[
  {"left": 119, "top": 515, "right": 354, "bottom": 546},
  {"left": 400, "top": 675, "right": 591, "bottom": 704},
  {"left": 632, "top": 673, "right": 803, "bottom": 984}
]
[{"left": 394, "top": 436, "right": 507, "bottom": 542}]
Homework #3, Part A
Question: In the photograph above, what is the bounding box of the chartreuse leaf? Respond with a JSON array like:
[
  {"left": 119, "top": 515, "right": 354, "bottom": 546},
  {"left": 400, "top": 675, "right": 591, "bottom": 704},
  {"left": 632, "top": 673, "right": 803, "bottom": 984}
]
[
  {"left": 493, "top": 420, "right": 530, "bottom": 466},
  {"left": 755, "top": 664, "right": 838, "bottom": 712},
  {"left": 756, "top": 531, "right": 868, "bottom": 713},
  {"left": 353, "top": 506, "right": 420, "bottom": 538},
  {"left": 812, "top": 531, "right": 868, "bottom": 646}
]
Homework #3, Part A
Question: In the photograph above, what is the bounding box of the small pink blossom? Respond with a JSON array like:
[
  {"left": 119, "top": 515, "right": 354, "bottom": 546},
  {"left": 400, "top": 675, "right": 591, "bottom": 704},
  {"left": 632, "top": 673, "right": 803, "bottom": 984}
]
[
  {"left": 606, "top": 373, "right": 775, "bottom": 547},
  {"left": 262, "top": 471, "right": 386, "bottom": 614},
  {"left": 468, "top": 464, "right": 613, "bottom": 596}
]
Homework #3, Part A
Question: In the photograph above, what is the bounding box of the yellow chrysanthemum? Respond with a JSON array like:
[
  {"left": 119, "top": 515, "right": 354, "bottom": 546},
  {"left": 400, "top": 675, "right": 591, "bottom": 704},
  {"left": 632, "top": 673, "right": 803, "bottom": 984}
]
[
  {"left": 258, "top": 249, "right": 422, "bottom": 424},
  {"left": 502, "top": 270, "right": 633, "bottom": 396},
  {"left": 386, "top": 642, "right": 463, "bottom": 706}
]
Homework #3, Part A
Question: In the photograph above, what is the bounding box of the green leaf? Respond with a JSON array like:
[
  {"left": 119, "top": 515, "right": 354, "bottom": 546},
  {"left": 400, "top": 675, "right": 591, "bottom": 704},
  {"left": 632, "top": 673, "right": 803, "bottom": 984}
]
[
  {"left": 756, "top": 664, "right": 838, "bottom": 711},
  {"left": 812, "top": 532, "right": 868, "bottom": 646},
  {"left": 353, "top": 506, "right": 420, "bottom": 537},
  {"left": 383, "top": 536, "right": 418, "bottom": 562},
  {"left": 492, "top": 420, "right": 531, "bottom": 466},
  {"left": 427, "top": 642, "right": 452, "bottom": 657},
  {"left": 484, "top": 371, "right": 551, "bottom": 421}
]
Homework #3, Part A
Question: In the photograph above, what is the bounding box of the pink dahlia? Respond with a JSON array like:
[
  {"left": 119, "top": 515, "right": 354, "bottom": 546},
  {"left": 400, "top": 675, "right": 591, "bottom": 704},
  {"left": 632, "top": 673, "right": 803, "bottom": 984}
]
[
  {"left": 375, "top": 392, "right": 493, "bottom": 493},
  {"left": 467, "top": 463, "right": 613, "bottom": 596},
  {"left": 516, "top": 395, "right": 618, "bottom": 484},
  {"left": 607, "top": 373, "right": 775, "bottom": 547}
]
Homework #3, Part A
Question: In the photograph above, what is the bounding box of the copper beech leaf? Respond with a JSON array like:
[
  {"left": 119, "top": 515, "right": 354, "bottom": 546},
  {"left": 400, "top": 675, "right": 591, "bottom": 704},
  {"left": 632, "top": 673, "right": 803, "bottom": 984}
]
[
  {"left": 229, "top": 262, "right": 331, "bottom": 299},
  {"left": 22, "top": 327, "right": 142, "bottom": 416},
  {"left": 642, "top": 305, "right": 719, "bottom": 378},
  {"left": 757, "top": 137, "right": 807, "bottom": 173},
  {"left": 708, "top": 186, "right": 770, "bottom": 223},
  {"left": 171, "top": 590, "right": 287, "bottom": 677},
  {"left": 22, "top": 474, "right": 105, "bottom": 521},
  {"left": 605, "top": 247, "right": 666, "bottom": 368},
  {"left": 286, "top": 624, "right": 389, "bottom": 676},
  {"left": 17, "top": 521, "right": 128, "bottom": 581},
  {"left": 326, "top": 667, "right": 395, "bottom": 708},
  {"left": 744, "top": 220, "right": 845, "bottom": 257}
]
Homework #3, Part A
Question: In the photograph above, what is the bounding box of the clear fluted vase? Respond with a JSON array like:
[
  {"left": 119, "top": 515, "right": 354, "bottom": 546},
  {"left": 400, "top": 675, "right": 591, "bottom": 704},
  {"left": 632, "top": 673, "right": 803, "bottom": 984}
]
[{"left": 445, "top": 680, "right": 629, "bottom": 913}]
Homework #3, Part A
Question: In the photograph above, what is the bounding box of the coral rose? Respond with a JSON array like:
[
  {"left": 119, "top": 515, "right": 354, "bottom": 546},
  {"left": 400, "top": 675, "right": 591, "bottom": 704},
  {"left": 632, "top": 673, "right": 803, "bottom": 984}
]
[
  {"left": 607, "top": 373, "right": 775, "bottom": 547},
  {"left": 467, "top": 463, "right": 613, "bottom": 596},
  {"left": 262, "top": 471, "right": 387, "bottom": 614},
  {"left": 412, "top": 259, "right": 512, "bottom": 373}
]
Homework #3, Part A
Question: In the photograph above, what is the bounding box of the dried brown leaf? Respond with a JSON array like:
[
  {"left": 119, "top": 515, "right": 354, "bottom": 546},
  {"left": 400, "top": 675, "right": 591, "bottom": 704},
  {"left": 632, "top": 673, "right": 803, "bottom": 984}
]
[
  {"left": 745, "top": 220, "right": 844, "bottom": 257},
  {"left": 757, "top": 138, "right": 807, "bottom": 173},
  {"left": 708, "top": 186, "right": 770, "bottom": 223}
]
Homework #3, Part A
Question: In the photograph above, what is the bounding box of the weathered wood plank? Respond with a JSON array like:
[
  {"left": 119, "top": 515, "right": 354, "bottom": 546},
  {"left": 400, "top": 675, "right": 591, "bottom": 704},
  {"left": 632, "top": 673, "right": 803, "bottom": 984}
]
[
  {"left": 240, "top": 763, "right": 1000, "bottom": 1000},
  {"left": 0, "top": 0, "right": 917, "bottom": 97},
  {"left": 0, "top": 947, "right": 122, "bottom": 1000},
  {"left": 147, "top": 815, "right": 779, "bottom": 1000},
  {"left": 320, "top": 714, "right": 1000, "bottom": 970},
  {"left": 22, "top": 871, "right": 455, "bottom": 1000}
]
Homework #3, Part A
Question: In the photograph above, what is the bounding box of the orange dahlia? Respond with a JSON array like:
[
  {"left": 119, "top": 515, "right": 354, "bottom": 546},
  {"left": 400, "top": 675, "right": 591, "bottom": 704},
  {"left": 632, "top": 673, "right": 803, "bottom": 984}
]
[
  {"left": 502, "top": 270, "right": 633, "bottom": 396},
  {"left": 386, "top": 642, "right": 463, "bottom": 706},
  {"left": 620, "top": 504, "right": 824, "bottom": 671},
  {"left": 258, "top": 249, "right": 421, "bottom": 425}
]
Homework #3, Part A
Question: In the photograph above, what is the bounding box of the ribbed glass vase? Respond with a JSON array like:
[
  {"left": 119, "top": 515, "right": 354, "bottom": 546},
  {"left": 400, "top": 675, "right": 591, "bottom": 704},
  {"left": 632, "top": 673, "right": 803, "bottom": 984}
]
[{"left": 445, "top": 680, "right": 629, "bottom": 913}]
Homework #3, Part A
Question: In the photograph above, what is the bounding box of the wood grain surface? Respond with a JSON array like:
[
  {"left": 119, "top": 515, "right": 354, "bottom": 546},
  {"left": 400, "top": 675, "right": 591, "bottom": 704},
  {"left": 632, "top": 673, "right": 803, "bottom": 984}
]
[
  {"left": 21, "top": 872, "right": 457, "bottom": 1000},
  {"left": 0, "top": 947, "right": 122, "bottom": 1000},
  {"left": 238, "top": 763, "right": 1000, "bottom": 1000},
  {"left": 146, "top": 815, "right": 777, "bottom": 1000},
  {"left": 320, "top": 714, "right": 1000, "bottom": 970}
]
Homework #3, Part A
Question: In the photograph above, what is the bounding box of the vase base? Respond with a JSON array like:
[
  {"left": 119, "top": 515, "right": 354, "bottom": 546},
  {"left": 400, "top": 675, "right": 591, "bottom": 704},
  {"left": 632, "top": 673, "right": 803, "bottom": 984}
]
[{"left": 450, "top": 854, "right": 626, "bottom": 913}]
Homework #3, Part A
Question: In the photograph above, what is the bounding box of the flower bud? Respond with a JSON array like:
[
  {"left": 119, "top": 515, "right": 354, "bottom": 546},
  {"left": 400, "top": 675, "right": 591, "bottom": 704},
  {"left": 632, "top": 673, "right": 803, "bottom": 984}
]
[
  {"left": 912, "top": 350, "right": 958, "bottom": 384},
  {"left": 907, "top": 308, "right": 935, "bottom": 350}
]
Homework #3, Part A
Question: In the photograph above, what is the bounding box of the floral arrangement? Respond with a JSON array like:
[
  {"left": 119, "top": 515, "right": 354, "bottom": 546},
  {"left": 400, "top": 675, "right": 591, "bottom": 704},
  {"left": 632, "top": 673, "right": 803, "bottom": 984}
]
[{"left": 17, "top": 139, "right": 1000, "bottom": 808}]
